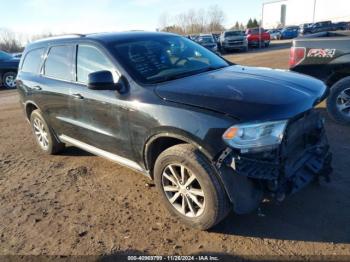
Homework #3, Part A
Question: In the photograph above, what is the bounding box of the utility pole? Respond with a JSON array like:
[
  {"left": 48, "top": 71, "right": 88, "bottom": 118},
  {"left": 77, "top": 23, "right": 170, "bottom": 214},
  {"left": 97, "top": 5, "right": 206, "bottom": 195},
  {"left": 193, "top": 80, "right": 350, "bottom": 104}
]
[
  {"left": 313, "top": 0, "right": 317, "bottom": 23},
  {"left": 260, "top": 0, "right": 288, "bottom": 48},
  {"left": 259, "top": 3, "right": 265, "bottom": 49}
]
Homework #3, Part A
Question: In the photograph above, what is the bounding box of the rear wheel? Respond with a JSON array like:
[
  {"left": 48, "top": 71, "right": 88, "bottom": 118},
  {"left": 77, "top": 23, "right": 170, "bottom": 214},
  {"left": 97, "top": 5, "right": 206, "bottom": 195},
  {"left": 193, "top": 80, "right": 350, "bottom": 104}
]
[
  {"left": 154, "top": 144, "right": 231, "bottom": 230},
  {"left": 327, "top": 77, "right": 350, "bottom": 124},
  {"left": 2, "top": 72, "right": 17, "bottom": 89},
  {"left": 30, "top": 109, "right": 65, "bottom": 154}
]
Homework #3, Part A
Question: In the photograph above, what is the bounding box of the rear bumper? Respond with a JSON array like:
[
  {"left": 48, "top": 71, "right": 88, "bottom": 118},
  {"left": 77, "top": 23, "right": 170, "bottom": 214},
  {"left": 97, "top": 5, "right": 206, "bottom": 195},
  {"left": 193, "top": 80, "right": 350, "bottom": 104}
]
[{"left": 218, "top": 110, "right": 332, "bottom": 213}]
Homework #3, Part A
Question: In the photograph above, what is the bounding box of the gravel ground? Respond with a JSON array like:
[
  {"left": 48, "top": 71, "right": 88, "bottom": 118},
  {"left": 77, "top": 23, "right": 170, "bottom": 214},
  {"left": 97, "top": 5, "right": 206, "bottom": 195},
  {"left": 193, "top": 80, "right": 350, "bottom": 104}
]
[{"left": 0, "top": 46, "right": 349, "bottom": 260}]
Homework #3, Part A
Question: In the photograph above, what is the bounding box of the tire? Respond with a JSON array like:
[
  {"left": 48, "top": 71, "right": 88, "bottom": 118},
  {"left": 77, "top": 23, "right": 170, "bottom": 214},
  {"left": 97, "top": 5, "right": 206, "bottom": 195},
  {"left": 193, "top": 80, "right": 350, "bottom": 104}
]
[
  {"left": 2, "top": 71, "right": 17, "bottom": 89},
  {"left": 30, "top": 109, "right": 65, "bottom": 154},
  {"left": 154, "top": 144, "right": 231, "bottom": 230},
  {"left": 327, "top": 77, "right": 350, "bottom": 124}
]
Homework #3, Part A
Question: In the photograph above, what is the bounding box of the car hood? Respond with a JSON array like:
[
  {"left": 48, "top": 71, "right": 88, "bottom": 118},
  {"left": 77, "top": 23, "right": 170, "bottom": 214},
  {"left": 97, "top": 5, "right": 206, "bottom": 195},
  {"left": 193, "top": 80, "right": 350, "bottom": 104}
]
[
  {"left": 3, "top": 57, "right": 20, "bottom": 64},
  {"left": 155, "top": 65, "right": 327, "bottom": 122}
]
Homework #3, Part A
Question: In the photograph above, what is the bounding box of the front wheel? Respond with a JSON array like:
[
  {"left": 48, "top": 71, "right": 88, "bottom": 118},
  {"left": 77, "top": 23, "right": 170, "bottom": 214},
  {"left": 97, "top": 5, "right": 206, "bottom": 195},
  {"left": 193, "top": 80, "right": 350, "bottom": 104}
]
[
  {"left": 327, "top": 77, "right": 350, "bottom": 124},
  {"left": 2, "top": 71, "right": 17, "bottom": 89},
  {"left": 154, "top": 144, "right": 231, "bottom": 230}
]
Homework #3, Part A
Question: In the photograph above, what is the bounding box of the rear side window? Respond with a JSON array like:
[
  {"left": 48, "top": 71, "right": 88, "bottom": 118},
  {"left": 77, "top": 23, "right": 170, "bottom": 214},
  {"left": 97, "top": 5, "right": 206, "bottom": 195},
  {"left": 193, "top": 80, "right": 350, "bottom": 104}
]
[
  {"left": 44, "top": 45, "right": 74, "bottom": 81},
  {"left": 21, "top": 48, "right": 45, "bottom": 74},
  {"left": 77, "top": 45, "right": 114, "bottom": 84}
]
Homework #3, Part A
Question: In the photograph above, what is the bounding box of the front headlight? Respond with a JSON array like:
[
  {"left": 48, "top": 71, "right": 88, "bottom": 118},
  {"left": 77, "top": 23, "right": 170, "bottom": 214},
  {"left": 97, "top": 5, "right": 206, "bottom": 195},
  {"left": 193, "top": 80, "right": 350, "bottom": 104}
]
[{"left": 222, "top": 120, "right": 288, "bottom": 153}]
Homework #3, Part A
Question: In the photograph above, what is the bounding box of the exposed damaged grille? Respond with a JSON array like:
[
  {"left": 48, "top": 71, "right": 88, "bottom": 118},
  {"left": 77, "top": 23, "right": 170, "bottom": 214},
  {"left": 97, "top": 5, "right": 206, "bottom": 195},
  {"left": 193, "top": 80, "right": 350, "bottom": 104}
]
[
  {"left": 230, "top": 109, "right": 331, "bottom": 189},
  {"left": 234, "top": 156, "right": 279, "bottom": 180},
  {"left": 282, "top": 110, "right": 324, "bottom": 158}
]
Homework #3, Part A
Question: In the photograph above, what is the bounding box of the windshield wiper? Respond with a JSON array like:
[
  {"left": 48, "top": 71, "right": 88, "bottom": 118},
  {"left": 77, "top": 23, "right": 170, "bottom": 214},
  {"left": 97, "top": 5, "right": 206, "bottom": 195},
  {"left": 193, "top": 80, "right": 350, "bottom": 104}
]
[{"left": 151, "top": 66, "right": 227, "bottom": 83}]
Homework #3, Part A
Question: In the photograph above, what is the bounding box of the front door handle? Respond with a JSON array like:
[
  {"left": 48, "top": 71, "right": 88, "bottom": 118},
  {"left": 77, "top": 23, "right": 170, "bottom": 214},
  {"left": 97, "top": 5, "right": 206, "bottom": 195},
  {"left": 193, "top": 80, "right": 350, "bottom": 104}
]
[{"left": 71, "top": 93, "right": 84, "bottom": 99}]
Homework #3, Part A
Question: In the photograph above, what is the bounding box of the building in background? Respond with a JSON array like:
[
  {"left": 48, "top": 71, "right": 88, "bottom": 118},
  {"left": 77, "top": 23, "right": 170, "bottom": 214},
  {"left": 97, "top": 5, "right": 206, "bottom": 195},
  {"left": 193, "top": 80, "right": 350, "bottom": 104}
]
[{"left": 262, "top": 0, "right": 350, "bottom": 28}]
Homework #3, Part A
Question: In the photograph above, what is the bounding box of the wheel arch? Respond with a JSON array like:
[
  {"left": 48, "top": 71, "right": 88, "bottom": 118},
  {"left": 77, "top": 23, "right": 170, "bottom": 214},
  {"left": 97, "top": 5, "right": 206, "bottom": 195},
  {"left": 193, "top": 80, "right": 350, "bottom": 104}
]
[
  {"left": 326, "top": 72, "right": 350, "bottom": 88},
  {"left": 24, "top": 100, "right": 41, "bottom": 120},
  {"left": 143, "top": 131, "right": 214, "bottom": 178}
]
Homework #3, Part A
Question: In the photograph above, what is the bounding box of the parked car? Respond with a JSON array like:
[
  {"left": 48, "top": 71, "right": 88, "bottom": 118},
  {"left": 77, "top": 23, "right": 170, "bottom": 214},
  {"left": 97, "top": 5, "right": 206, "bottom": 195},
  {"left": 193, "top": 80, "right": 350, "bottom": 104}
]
[
  {"left": 196, "top": 34, "right": 218, "bottom": 52},
  {"left": 267, "top": 29, "right": 281, "bottom": 40},
  {"left": 0, "top": 50, "right": 20, "bottom": 89},
  {"left": 219, "top": 30, "right": 248, "bottom": 53},
  {"left": 17, "top": 32, "right": 332, "bottom": 229},
  {"left": 187, "top": 34, "right": 199, "bottom": 42},
  {"left": 245, "top": 28, "right": 270, "bottom": 47},
  {"left": 280, "top": 26, "right": 299, "bottom": 39},
  {"left": 299, "top": 23, "right": 313, "bottom": 35},
  {"left": 301, "top": 21, "right": 335, "bottom": 35},
  {"left": 290, "top": 31, "right": 350, "bottom": 124},
  {"left": 212, "top": 33, "right": 220, "bottom": 43},
  {"left": 333, "top": 21, "right": 350, "bottom": 31}
]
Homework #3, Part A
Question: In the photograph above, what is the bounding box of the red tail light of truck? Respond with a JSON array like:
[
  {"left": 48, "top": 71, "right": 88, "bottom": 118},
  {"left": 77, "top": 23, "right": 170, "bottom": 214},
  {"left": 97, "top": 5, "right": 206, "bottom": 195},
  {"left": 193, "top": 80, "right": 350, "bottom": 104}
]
[{"left": 289, "top": 47, "right": 306, "bottom": 68}]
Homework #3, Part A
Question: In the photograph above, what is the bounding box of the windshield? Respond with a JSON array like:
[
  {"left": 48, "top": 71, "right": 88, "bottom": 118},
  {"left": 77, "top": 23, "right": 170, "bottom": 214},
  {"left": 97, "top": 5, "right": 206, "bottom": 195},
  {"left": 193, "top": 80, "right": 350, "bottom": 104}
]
[
  {"left": 198, "top": 36, "right": 214, "bottom": 44},
  {"left": 111, "top": 35, "right": 229, "bottom": 84},
  {"left": 225, "top": 31, "right": 244, "bottom": 37},
  {"left": 0, "top": 50, "right": 12, "bottom": 60}
]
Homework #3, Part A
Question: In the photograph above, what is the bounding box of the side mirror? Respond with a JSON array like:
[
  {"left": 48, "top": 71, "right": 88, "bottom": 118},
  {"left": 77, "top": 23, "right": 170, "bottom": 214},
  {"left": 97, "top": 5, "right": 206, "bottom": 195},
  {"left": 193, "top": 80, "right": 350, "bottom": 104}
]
[{"left": 88, "top": 70, "right": 115, "bottom": 90}]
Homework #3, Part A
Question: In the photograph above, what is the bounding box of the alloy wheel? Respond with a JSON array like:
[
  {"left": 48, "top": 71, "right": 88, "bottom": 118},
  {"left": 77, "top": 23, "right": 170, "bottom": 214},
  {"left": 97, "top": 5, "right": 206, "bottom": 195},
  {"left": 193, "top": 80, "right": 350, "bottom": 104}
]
[
  {"left": 336, "top": 87, "right": 350, "bottom": 116},
  {"left": 161, "top": 164, "right": 205, "bottom": 218},
  {"left": 33, "top": 117, "right": 49, "bottom": 150},
  {"left": 4, "top": 75, "right": 16, "bottom": 88}
]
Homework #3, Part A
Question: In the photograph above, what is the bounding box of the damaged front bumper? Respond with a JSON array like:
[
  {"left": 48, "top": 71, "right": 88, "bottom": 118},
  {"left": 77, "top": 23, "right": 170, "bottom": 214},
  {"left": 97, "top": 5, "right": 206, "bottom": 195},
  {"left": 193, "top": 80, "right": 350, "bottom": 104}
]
[{"left": 216, "top": 110, "right": 332, "bottom": 214}]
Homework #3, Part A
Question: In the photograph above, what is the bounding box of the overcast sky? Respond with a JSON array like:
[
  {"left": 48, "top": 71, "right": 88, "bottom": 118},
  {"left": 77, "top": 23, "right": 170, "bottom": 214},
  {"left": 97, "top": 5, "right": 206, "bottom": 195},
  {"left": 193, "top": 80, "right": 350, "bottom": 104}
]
[{"left": 1, "top": 0, "right": 264, "bottom": 35}]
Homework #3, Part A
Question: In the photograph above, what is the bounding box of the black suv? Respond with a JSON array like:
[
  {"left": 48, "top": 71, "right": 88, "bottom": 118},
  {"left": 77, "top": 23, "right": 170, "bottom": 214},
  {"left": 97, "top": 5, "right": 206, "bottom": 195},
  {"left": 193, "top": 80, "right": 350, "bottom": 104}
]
[{"left": 17, "top": 32, "right": 332, "bottom": 229}]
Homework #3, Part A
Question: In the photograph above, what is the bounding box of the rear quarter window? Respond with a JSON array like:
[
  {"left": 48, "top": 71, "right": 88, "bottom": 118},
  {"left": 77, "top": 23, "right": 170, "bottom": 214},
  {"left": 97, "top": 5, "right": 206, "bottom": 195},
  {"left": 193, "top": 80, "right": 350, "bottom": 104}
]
[
  {"left": 44, "top": 45, "right": 75, "bottom": 81},
  {"left": 21, "top": 48, "right": 45, "bottom": 74}
]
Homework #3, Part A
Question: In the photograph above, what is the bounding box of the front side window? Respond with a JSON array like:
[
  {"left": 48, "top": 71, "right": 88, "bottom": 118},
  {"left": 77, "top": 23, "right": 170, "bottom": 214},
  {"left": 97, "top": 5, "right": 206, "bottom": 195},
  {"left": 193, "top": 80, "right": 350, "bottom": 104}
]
[
  {"left": 111, "top": 35, "right": 229, "bottom": 84},
  {"left": 21, "top": 48, "right": 45, "bottom": 74},
  {"left": 77, "top": 45, "right": 114, "bottom": 84},
  {"left": 44, "top": 45, "right": 74, "bottom": 81}
]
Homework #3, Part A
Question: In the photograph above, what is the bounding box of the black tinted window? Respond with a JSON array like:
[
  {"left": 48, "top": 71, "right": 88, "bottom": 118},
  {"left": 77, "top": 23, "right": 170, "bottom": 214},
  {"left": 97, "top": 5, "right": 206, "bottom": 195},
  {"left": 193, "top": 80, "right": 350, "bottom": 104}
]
[
  {"left": 21, "top": 48, "right": 45, "bottom": 74},
  {"left": 44, "top": 45, "right": 74, "bottom": 81},
  {"left": 77, "top": 45, "right": 114, "bottom": 83}
]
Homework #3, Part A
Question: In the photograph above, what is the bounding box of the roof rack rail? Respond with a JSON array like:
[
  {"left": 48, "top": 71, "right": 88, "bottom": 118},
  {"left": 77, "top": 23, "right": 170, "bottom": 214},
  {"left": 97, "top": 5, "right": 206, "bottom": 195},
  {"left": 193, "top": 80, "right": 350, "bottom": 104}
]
[{"left": 64, "top": 33, "right": 86, "bottom": 37}]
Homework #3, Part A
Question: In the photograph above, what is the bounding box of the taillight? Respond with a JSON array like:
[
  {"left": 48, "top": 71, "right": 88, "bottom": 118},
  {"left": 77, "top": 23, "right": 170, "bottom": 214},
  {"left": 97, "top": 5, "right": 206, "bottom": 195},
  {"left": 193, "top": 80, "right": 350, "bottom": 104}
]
[{"left": 289, "top": 47, "right": 306, "bottom": 68}]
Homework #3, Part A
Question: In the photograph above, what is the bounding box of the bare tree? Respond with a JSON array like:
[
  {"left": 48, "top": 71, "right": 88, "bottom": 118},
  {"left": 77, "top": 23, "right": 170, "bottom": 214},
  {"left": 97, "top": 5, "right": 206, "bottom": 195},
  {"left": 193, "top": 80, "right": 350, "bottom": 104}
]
[
  {"left": 158, "top": 5, "right": 225, "bottom": 35},
  {"left": 207, "top": 5, "right": 225, "bottom": 32},
  {"left": 158, "top": 12, "right": 170, "bottom": 31},
  {"left": 0, "top": 28, "right": 23, "bottom": 53}
]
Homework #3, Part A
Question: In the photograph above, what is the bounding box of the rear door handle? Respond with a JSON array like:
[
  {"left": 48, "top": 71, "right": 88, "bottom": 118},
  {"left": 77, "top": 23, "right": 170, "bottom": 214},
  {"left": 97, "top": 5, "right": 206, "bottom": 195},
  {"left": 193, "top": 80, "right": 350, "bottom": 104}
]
[
  {"left": 71, "top": 93, "right": 84, "bottom": 99},
  {"left": 31, "top": 85, "right": 42, "bottom": 91}
]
